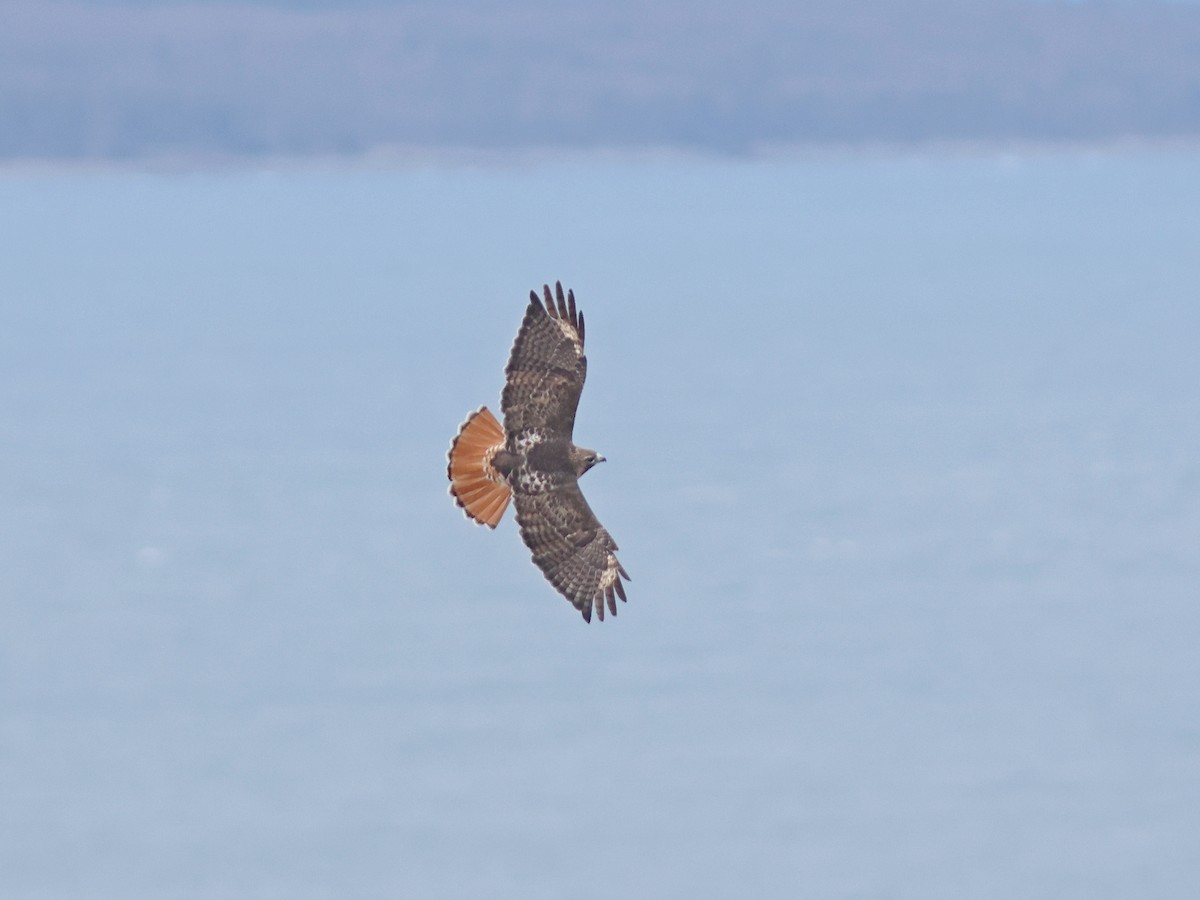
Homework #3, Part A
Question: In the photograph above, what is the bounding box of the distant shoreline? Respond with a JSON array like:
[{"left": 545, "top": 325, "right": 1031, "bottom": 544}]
[
  {"left": 4, "top": 135, "right": 1200, "bottom": 176},
  {"left": 6, "top": 2, "right": 1200, "bottom": 168}
]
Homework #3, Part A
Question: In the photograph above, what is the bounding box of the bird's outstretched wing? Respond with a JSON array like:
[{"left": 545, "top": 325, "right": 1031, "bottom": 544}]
[
  {"left": 514, "top": 481, "right": 629, "bottom": 623},
  {"left": 501, "top": 282, "right": 587, "bottom": 437}
]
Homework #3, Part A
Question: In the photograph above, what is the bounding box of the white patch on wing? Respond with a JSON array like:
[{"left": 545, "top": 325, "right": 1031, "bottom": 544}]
[
  {"left": 554, "top": 318, "right": 583, "bottom": 352},
  {"left": 599, "top": 555, "right": 621, "bottom": 589}
]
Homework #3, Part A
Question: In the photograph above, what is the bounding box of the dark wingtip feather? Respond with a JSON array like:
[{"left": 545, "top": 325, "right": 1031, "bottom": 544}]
[
  {"left": 542, "top": 284, "right": 557, "bottom": 318},
  {"left": 615, "top": 578, "right": 627, "bottom": 603},
  {"left": 578, "top": 309, "right": 585, "bottom": 346},
  {"left": 566, "top": 288, "right": 578, "bottom": 332},
  {"left": 554, "top": 282, "right": 570, "bottom": 321}
]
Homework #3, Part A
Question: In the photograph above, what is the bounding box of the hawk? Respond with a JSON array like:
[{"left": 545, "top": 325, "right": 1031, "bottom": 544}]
[{"left": 447, "top": 282, "right": 630, "bottom": 622}]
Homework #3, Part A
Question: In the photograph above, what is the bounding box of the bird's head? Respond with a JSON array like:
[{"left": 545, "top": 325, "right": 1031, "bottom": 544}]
[{"left": 571, "top": 445, "right": 606, "bottom": 478}]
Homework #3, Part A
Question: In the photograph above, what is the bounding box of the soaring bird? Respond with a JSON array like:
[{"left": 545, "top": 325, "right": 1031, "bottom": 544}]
[{"left": 447, "top": 282, "right": 629, "bottom": 622}]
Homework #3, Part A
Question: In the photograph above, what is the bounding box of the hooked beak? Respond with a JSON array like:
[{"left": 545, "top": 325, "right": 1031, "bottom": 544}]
[{"left": 596, "top": 455, "right": 606, "bottom": 464}]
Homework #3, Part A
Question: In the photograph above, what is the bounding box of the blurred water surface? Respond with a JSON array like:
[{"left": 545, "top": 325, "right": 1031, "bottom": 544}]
[{"left": 1, "top": 150, "right": 1198, "bottom": 899}]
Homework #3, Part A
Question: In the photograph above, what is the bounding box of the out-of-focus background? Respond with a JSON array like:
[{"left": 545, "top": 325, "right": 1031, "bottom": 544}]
[
  {"left": 5, "top": 0, "right": 1200, "bottom": 162},
  {"left": 2, "top": 3, "right": 1199, "bottom": 899}
]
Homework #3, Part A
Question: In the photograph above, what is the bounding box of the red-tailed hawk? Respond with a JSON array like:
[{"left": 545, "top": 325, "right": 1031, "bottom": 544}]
[{"left": 447, "top": 282, "right": 630, "bottom": 622}]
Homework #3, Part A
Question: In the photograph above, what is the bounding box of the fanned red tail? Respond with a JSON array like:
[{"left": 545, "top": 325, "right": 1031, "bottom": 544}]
[{"left": 447, "top": 406, "right": 512, "bottom": 528}]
